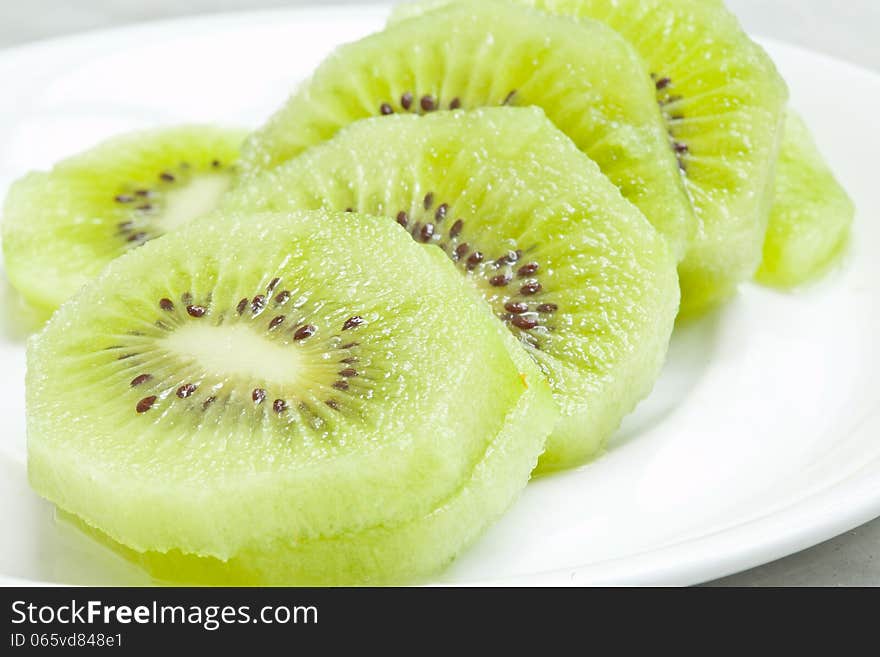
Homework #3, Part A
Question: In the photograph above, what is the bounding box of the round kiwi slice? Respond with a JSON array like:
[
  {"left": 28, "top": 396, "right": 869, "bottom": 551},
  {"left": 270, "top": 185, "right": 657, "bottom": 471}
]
[
  {"left": 392, "top": 0, "right": 789, "bottom": 314},
  {"left": 756, "top": 109, "right": 854, "bottom": 287},
  {"left": 2, "top": 125, "right": 246, "bottom": 314},
  {"left": 226, "top": 107, "right": 680, "bottom": 473},
  {"left": 240, "top": 0, "right": 695, "bottom": 261},
  {"left": 26, "top": 209, "right": 557, "bottom": 585}
]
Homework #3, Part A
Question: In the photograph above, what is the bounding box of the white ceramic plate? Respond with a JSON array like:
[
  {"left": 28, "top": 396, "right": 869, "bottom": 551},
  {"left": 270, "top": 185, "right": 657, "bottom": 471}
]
[{"left": 1, "top": 5, "right": 878, "bottom": 587}]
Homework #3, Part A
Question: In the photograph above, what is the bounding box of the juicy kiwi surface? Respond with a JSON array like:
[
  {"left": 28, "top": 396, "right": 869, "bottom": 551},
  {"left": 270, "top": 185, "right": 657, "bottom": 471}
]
[
  {"left": 226, "top": 107, "right": 680, "bottom": 473},
  {"left": 240, "top": 0, "right": 695, "bottom": 261},
  {"left": 756, "top": 110, "right": 854, "bottom": 287},
  {"left": 2, "top": 126, "right": 246, "bottom": 313},
  {"left": 392, "top": 0, "right": 790, "bottom": 315},
  {"left": 26, "top": 209, "right": 557, "bottom": 585}
]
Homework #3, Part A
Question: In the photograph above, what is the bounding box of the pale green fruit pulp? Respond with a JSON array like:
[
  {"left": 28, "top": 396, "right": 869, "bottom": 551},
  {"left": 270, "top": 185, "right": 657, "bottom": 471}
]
[
  {"left": 756, "top": 110, "right": 854, "bottom": 287},
  {"left": 392, "top": 0, "right": 790, "bottom": 314},
  {"left": 228, "top": 107, "right": 679, "bottom": 472},
  {"left": 241, "top": 0, "right": 695, "bottom": 261},
  {"left": 2, "top": 125, "right": 246, "bottom": 313},
  {"left": 27, "top": 209, "right": 557, "bottom": 584}
]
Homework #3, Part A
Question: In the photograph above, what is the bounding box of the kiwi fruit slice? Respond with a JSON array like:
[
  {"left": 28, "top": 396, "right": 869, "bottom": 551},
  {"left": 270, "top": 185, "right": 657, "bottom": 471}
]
[
  {"left": 240, "top": 0, "right": 695, "bottom": 260},
  {"left": 756, "top": 110, "right": 854, "bottom": 287},
  {"left": 2, "top": 125, "right": 246, "bottom": 314},
  {"left": 226, "top": 107, "right": 679, "bottom": 473},
  {"left": 26, "top": 208, "right": 557, "bottom": 585},
  {"left": 392, "top": 0, "right": 789, "bottom": 314}
]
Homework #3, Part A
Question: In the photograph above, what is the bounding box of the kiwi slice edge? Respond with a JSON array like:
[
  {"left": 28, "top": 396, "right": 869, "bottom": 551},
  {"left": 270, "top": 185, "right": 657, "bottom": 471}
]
[{"left": 26, "top": 208, "right": 558, "bottom": 584}]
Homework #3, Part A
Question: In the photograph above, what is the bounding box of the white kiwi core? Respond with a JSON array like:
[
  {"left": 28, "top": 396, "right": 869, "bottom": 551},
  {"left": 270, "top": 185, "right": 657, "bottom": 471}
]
[
  {"left": 162, "top": 323, "right": 305, "bottom": 387},
  {"left": 158, "top": 173, "right": 232, "bottom": 232}
]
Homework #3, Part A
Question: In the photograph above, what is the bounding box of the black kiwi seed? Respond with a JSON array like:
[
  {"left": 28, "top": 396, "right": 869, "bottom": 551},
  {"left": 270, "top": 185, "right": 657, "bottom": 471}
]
[
  {"left": 160, "top": 172, "right": 176, "bottom": 182},
  {"left": 159, "top": 298, "right": 174, "bottom": 312},
  {"left": 267, "top": 277, "right": 281, "bottom": 294},
  {"left": 466, "top": 251, "right": 484, "bottom": 270},
  {"left": 202, "top": 396, "right": 217, "bottom": 410},
  {"left": 490, "top": 274, "right": 511, "bottom": 287},
  {"left": 273, "top": 399, "right": 287, "bottom": 414},
  {"left": 115, "top": 194, "right": 134, "bottom": 203},
  {"left": 655, "top": 74, "right": 690, "bottom": 169},
  {"left": 135, "top": 189, "right": 151, "bottom": 197},
  {"left": 333, "top": 381, "right": 350, "bottom": 391},
  {"left": 326, "top": 400, "right": 340, "bottom": 411},
  {"left": 435, "top": 203, "right": 448, "bottom": 221},
  {"left": 423, "top": 192, "right": 434, "bottom": 210},
  {"left": 380, "top": 103, "right": 394, "bottom": 115},
  {"left": 236, "top": 298, "right": 249, "bottom": 315},
  {"left": 537, "top": 303, "right": 558, "bottom": 313},
  {"left": 177, "top": 383, "right": 198, "bottom": 398},
  {"left": 449, "top": 219, "right": 464, "bottom": 238},
  {"left": 274, "top": 291, "right": 291, "bottom": 305},
  {"left": 293, "top": 324, "right": 316, "bottom": 340},
  {"left": 130, "top": 374, "right": 152, "bottom": 387},
  {"left": 342, "top": 316, "right": 365, "bottom": 331},
  {"left": 517, "top": 262, "right": 539, "bottom": 277},
  {"left": 252, "top": 388, "right": 266, "bottom": 404},
  {"left": 502, "top": 89, "right": 517, "bottom": 105},
  {"left": 496, "top": 250, "right": 520, "bottom": 266},
  {"left": 520, "top": 281, "right": 542, "bottom": 296},
  {"left": 127, "top": 232, "right": 147, "bottom": 243},
  {"left": 186, "top": 305, "right": 207, "bottom": 318},
  {"left": 419, "top": 223, "right": 435, "bottom": 242},
  {"left": 420, "top": 95, "right": 436, "bottom": 111},
  {"left": 396, "top": 211, "right": 409, "bottom": 228},
  {"left": 340, "top": 357, "right": 358, "bottom": 364},
  {"left": 136, "top": 396, "right": 157, "bottom": 413},
  {"left": 454, "top": 242, "right": 469, "bottom": 259},
  {"left": 251, "top": 295, "right": 266, "bottom": 314},
  {"left": 401, "top": 92, "right": 413, "bottom": 110},
  {"left": 505, "top": 301, "right": 528, "bottom": 314},
  {"left": 340, "top": 342, "right": 359, "bottom": 350},
  {"left": 269, "top": 316, "right": 285, "bottom": 330},
  {"left": 212, "top": 159, "right": 222, "bottom": 168},
  {"left": 511, "top": 315, "right": 538, "bottom": 331},
  {"left": 339, "top": 368, "right": 358, "bottom": 378},
  {"left": 450, "top": 97, "right": 462, "bottom": 110}
]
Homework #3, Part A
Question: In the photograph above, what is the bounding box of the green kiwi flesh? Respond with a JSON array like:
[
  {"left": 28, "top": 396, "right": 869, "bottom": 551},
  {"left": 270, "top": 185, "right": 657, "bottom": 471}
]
[
  {"left": 2, "top": 125, "right": 246, "bottom": 314},
  {"left": 392, "top": 0, "right": 789, "bottom": 314},
  {"left": 756, "top": 109, "right": 854, "bottom": 287},
  {"left": 26, "top": 209, "right": 557, "bottom": 585},
  {"left": 241, "top": 0, "right": 695, "bottom": 261},
  {"left": 226, "top": 107, "right": 680, "bottom": 472}
]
